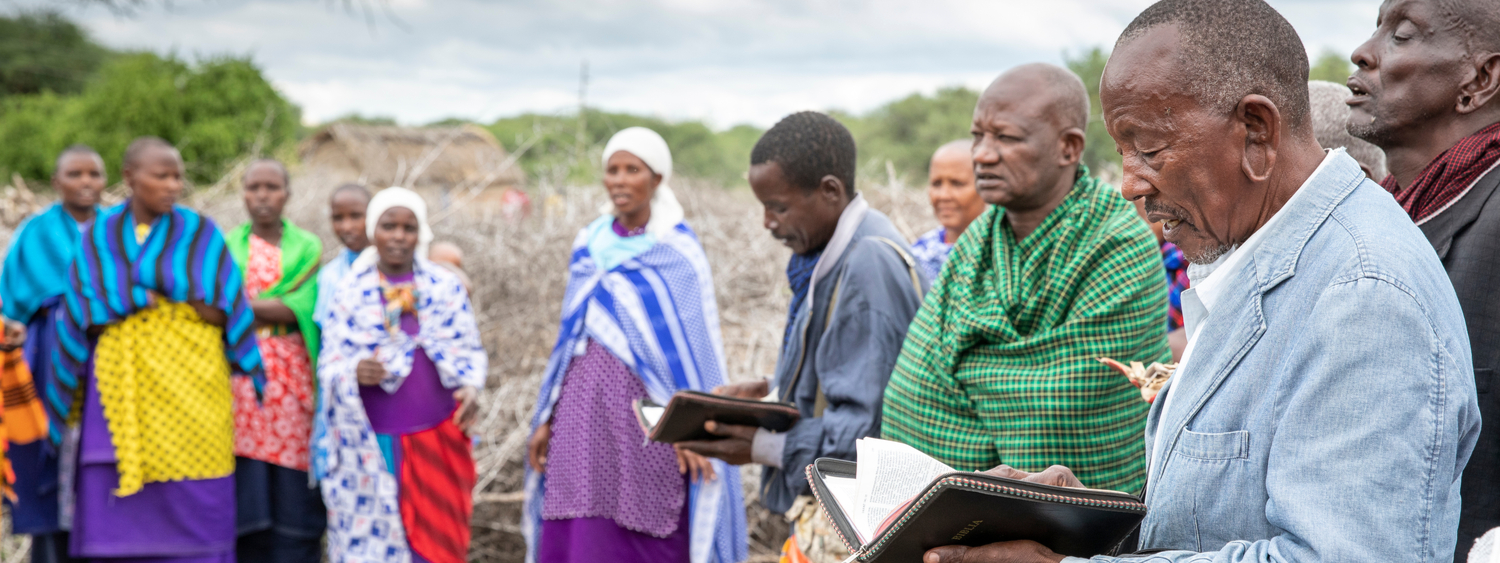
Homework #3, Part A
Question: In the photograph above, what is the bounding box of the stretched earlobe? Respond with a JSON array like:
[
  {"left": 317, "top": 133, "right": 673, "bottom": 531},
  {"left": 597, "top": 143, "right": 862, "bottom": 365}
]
[
  {"left": 1237, "top": 95, "right": 1280, "bottom": 182},
  {"left": 1457, "top": 53, "right": 1500, "bottom": 114}
]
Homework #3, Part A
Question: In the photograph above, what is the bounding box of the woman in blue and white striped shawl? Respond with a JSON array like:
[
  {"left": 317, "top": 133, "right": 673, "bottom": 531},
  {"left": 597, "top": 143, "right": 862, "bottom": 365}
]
[{"left": 523, "top": 127, "right": 747, "bottom": 563}]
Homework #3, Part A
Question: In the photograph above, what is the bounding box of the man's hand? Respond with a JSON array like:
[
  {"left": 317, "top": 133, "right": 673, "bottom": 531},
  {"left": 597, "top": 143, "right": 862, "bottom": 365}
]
[
  {"left": 452, "top": 386, "right": 480, "bottom": 434},
  {"left": 675, "top": 421, "right": 756, "bottom": 465},
  {"left": 356, "top": 358, "right": 388, "bottom": 387},
  {"left": 713, "top": 379, "right": 770, "bottom": 400},
  {"left": 674, "top": 446, "right": 717, "bottom": 483},
  {"left": 981, "top": 465, "right": 1084, "bottom": 489},
  {"left": 924, "top": 540, "right": 1065, "bottom": 563},
  {"left": 527, "top": 422, "right": 552, "bottom": 472}
]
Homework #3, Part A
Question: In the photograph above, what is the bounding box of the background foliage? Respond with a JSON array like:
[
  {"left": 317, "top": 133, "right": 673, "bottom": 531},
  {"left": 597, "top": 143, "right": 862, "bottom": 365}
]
[
  {"left": 0, "top": 11, "right": 300, "bottom": 185},
  {"left": 0, "top": 9, "right": 1358, "bottom": 192},
  {"left": 0, "top": 11, "right": 109, "bottom": 97},
  {"left": 1309, "top": 48, "right": 1355, "bottom": 84}
]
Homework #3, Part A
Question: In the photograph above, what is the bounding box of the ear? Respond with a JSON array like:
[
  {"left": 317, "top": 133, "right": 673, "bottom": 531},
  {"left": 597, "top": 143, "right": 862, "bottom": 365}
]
[
  {"left": 1056, "top": 127, "right": 1086, "bottom": 168},
  {"left": 818, "top": 174, "right": 847, "bottom": 205},
  {"left": 120, "top": 165, "right": 136, "bottom": 191},
  {"left": 1457, "top": 51, "right": 1500, "bottom": 114},
  {"left": 1236, "top": 94, "right": 1282, "bottom": 183}
]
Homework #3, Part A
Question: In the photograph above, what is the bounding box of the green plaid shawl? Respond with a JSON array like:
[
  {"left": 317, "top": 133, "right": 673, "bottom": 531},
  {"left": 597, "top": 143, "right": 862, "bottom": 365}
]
[{"left": 882, "top": 169, "right": 1167, "bottom": 493}]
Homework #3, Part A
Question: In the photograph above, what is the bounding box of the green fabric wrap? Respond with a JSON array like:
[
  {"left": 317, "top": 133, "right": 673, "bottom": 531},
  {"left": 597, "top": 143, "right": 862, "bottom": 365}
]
[
  {"left": 226, "top": 219, "right": 323, "bottom": 364},
  {"left": 882, "top": 169, "right": 1168, "bottom": 493}
]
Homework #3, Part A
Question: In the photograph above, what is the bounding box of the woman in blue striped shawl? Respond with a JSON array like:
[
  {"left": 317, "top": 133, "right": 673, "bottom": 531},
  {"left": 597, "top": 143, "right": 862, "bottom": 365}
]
[
  {"left": 50, "top": 137, "right": 263, "bottom": 563},
  {"left": 523, "top": 127, "right": 747, "bottom": 563},
  {"left": 0, "top": 144, "right": 104, "bottom": 562}
]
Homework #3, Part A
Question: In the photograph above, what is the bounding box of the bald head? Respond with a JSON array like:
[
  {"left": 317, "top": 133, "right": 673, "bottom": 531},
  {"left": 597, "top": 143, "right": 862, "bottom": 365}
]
[
  {"left": 123, "top": 136, "right": 179, "bottom": 170},
  {"left": 981, "top": 63, "right": 1090, "bottom": 133},
  {"left": 931, "top": 139, "right": 971, "bottom": 165},
  {"left": 243, "top": 159, "right": 290, "bottom": 187},
  {"left": 970, "top": 63, "right": 1089, "bottom": 232},
  {"left": 1308, "top": 81, "right": 1387, "bottom": 180}
]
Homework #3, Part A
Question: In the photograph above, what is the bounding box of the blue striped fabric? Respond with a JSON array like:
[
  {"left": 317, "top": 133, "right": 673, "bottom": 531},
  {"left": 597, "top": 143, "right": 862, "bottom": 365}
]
[
  {"left": 523, "top": 215, "right": 748, "bottom": 563},
  {"left": 47, "top": 201, "right": 263, "bottom": 444}
]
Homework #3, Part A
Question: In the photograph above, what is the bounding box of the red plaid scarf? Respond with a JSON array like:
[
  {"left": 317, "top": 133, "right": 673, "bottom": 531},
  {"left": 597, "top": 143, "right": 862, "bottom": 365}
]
[{"left": 1382, "top": 122, "right": 1500, "bottom": 223}]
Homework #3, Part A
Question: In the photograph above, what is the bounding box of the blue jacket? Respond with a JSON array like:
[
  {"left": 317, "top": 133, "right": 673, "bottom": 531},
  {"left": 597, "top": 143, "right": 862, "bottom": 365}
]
[
  {"left": 1080, "top": 152, "right": 1480, "bottom": 562},
  {"left": 761, "top": 196, "right": 928, "bottom": 513}
]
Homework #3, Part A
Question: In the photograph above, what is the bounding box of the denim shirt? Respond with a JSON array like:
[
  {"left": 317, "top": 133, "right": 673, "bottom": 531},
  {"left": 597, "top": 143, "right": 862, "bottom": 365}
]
[{"left": 1072, "top": 151, "right": 1480, "bottom": 562}]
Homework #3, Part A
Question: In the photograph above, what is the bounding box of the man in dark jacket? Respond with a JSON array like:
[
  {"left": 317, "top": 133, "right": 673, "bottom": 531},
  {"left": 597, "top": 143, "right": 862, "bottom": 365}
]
[
  {"left": 678, "top": 111, "right": 927, "bottom": 563},
  {"left": 1348, "top": 0, "right": 1500, "bottom": 557}
]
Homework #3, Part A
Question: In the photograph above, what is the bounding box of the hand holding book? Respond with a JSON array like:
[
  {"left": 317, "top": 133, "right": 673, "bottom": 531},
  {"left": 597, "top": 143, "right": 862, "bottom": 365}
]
[
  {"left": 808, "top": 439, "right": 1145, "bottom": 563},
  {"left": 919, "top": 464, "right": 1087, "bottom": 563}
]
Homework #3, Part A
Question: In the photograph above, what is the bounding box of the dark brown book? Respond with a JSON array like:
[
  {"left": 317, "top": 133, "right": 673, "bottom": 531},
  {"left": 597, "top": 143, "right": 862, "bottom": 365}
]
[{"left": 631, "top": 390, "right": 801, "bottom": 443}]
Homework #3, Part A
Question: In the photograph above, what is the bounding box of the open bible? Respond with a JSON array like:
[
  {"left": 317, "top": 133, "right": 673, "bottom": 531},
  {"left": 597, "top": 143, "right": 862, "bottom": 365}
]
[
  {"left": 631, "top": 390, "right": 801, "bottom": 443},
  {"left": 807, "top": 438, "right": 1147, "bottom": 562}
]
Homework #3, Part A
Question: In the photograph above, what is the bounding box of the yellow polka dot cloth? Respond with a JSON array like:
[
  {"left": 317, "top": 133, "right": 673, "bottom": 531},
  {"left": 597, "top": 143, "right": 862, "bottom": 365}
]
[{"left": 95, "top": 302, "right": 234, "bottom": 496}]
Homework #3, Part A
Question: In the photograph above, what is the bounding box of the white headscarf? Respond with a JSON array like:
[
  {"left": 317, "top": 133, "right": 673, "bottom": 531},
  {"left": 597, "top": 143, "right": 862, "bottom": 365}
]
[
  {"left": 600, "top": 127, "right": 684, "bottom": 236},
  {"left": 353, "top": 186, "right": 434, "bottom": 270}
]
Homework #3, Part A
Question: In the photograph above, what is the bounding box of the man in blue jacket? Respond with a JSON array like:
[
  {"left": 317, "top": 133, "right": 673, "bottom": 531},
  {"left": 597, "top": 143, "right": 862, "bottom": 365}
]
[
  {"left": 679, "top": 111, "right": 927, "bottom": 562},
  {"left": 924, "top": 1, "right": 1480, "bottom": 562}
]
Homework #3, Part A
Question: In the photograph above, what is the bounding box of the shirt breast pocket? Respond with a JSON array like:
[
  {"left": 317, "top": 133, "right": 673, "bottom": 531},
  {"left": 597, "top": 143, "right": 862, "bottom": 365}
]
[
  {"left": 1175, "top": 428, "right": 1250, "bottom": 461},
  {"left": 1170, "top": 428, "right": 1254, "bottom": 551}
]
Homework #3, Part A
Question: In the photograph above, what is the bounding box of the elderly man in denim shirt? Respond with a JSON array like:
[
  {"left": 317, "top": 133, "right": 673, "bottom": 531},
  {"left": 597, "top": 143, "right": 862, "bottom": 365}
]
[{"left": 923, "top": 1, "right": 1480, "bottom": 563}]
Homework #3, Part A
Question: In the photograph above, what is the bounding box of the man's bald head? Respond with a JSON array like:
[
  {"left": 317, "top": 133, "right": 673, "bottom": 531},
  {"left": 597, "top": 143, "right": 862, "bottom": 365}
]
[
  {"left": 981, "top": 63, "right": 1090, "bottom": 134},
  {"left": 970, "top": 63, "right": 1089, "bottom": 231},
  {"left": 1115, "top": 0, "right": 1311, "bottom": 128}
]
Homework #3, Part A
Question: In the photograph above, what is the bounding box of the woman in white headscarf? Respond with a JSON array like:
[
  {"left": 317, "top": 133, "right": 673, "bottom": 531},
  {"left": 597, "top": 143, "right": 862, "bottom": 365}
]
[
  {"left": 523, "top": 128, "right": 748, "bottom": 563},
  {"left": 313, "top": 187, "right": 487, "bottom": 563}
]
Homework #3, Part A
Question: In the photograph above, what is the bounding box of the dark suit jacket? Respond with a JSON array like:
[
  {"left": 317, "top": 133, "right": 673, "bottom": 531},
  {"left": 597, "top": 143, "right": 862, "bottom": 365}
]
[{"left": 1420, "top": 162, "right": 1500, "bottom": 561}]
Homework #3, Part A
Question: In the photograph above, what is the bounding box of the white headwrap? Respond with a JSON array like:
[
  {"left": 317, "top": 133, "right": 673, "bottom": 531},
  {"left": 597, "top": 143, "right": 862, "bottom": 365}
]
[
  {"left": 600, "top": 127, "right": 684, "bottom": 236},
  {"left": 353, "top": 186, "right": 434, "bottom": 270}
]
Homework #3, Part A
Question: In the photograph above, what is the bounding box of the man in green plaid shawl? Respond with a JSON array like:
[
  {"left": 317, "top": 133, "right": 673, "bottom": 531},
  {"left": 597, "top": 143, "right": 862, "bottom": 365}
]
[{"left": 882, "top": 64, "right": 1169, "bottom": 493}]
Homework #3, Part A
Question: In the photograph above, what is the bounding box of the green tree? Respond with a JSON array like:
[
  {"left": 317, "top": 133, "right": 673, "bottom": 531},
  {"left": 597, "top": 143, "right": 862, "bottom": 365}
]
[
  {"left": 488, "top": 110, "right": 765, "bottom": 187},
  {"left": 1064, "top": 46, "right": 1121, "bottom": 176},
  {"left": 835, "top": 86, "right": 980, "bottom": 185},
  {"left": 0, "top": 11, "right": 110, "bottom": 97},
  {"left": 1309, "top": 49, "right": 1354, "bottom": 84},
  {"left": 336, "top": 113, "right": 400, "bottom": 126},
  {"left": 0, "top": 51, "right": 300, "bottom": 185},
  {"left": 0, "top": 93, "right": 73, "bottom": 179}
]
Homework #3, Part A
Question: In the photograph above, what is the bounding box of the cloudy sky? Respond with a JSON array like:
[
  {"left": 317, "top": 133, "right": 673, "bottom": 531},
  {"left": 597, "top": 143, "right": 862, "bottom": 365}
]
[{"left": 11, "top": 0, "right": 1384, "bottom": 128}]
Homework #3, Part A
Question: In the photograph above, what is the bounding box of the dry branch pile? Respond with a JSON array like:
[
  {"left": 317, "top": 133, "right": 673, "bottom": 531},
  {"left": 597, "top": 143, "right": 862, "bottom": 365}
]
[{"left": 0, "top": 173, "right": 939, "bottom": 562}]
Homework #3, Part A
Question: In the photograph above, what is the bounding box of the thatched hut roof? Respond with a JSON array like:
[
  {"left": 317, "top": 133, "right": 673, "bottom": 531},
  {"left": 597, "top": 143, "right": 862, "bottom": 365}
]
[{"left": 298, "top": 123, "right": 524, "bottom": 191}]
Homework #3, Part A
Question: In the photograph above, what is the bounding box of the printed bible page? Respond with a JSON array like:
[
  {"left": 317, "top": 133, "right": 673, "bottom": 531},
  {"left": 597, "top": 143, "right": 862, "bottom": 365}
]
[{"left": 853, "top": 438, "right": 956, "bottom": 541}]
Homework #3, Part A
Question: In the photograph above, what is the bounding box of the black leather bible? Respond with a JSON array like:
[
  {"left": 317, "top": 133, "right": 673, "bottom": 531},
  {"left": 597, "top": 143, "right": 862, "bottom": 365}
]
[
  {"left": 632, "top": 390, "right": 801, "bottom": 443},
  {"left": 806, "top": 458, "right": 1147, "bottom": 562}
]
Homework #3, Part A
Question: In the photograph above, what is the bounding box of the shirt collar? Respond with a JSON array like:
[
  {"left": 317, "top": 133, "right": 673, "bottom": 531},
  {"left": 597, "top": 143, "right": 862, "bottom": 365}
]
[
  {"left": 1184, "top": 149, "right": 1340, "bottom": 336},
  {"left": 808, "top": 193, "right": 869, "bottom": 291}
]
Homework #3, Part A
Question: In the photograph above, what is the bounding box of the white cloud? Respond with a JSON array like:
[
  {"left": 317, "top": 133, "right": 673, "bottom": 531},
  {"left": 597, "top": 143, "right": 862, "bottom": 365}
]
[{"left": 15, "top": 0, "right": 1384, "bottom": 128}]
